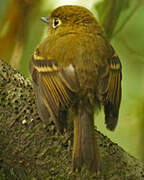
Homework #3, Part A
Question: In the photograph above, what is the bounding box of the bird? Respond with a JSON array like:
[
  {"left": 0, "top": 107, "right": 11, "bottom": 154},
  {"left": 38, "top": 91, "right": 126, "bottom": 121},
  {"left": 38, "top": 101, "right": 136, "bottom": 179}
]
[{"left": 29, "top": 5, "right": 122, "bottom": 172}]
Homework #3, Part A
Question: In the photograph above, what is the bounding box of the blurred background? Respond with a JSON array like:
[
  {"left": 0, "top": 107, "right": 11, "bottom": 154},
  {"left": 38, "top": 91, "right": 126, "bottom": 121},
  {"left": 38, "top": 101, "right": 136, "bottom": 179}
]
[{"left": 0, "top": 0, "right": 144, "bottom": 161}]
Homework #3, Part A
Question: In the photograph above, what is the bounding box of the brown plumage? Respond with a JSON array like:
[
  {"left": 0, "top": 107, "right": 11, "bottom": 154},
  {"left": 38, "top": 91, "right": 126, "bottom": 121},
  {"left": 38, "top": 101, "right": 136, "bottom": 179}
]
[{"left": 30, "top": 5, "right": 122, "bottom": 172}]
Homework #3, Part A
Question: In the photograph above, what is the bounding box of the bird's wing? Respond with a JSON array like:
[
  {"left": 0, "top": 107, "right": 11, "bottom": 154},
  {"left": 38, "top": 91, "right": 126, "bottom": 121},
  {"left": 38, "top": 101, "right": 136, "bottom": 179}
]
[
  {"left": 31, "top": 58, "right": 79, "bottom": 121},
  {"left": 98, "top": 54, "right": 122, "bottom": 130}
]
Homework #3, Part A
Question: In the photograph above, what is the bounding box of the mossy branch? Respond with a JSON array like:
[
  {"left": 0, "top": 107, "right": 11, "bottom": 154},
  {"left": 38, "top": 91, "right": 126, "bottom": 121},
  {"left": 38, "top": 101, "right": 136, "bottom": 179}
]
[{"left": 0, "top": 59, "right": 144, "bottom": 179}]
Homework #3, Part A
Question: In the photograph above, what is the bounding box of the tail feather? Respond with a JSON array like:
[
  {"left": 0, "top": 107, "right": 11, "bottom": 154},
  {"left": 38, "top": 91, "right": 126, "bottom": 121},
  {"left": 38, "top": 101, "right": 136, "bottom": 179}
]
[{"left": 73, "top": 106, "right": 100, "bottom": 172}]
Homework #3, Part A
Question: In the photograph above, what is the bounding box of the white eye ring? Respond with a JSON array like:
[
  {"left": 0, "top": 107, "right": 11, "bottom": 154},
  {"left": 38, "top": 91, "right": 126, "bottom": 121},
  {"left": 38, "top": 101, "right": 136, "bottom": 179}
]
[{"left": 52, "top": 18, "right": 61, "bottom": 28}]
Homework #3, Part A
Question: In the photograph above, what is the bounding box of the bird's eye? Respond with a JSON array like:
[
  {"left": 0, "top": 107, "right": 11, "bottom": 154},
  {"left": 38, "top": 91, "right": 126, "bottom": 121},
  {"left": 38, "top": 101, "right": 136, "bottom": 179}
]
[{"left": 52, "top": 18, "right": 61, "bottom": 28}]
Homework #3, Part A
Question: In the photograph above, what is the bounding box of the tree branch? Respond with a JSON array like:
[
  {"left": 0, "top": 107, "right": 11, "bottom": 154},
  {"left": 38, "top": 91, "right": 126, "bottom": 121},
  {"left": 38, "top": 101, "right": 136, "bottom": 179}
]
[{"left": 0, "top": 59, "right": 144, "bottom": 179}]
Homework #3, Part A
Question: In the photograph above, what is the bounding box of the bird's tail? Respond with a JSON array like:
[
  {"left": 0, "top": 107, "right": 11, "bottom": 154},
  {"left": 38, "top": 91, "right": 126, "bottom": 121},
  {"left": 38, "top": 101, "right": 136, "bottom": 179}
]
[{"left": 72, "top": 106, "right": 100, "bottom": 172}]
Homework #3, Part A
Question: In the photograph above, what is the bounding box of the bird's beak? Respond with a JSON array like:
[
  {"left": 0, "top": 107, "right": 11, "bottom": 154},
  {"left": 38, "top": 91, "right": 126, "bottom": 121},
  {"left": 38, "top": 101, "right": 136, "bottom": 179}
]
[{"left": 40, "top": 17, "right": 50, "bottom": 24}]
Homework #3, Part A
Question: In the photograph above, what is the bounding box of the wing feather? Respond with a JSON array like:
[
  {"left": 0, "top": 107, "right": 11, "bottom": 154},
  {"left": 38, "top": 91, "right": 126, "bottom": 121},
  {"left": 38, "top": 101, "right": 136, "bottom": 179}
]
[
  {"left": 32, "top": 59, "right": 79, "bottom": 121},
  {"left": 98, "top": 55, "right": 122, "bottom": 130}
]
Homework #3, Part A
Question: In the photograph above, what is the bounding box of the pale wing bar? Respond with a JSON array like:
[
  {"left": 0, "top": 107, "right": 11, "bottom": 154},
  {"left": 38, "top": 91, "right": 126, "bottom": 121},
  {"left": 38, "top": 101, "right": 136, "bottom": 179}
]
[
  {"left": 32, "top": 59, "right": 79, "bottom": 119},
  {"left": 99, "top": 55, "right": 122, "bottom": 130}
]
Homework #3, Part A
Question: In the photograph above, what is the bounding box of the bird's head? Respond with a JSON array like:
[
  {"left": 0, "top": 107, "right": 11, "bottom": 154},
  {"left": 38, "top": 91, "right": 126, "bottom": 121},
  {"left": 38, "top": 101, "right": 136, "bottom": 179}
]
[{"left": 41, "top": 5, "right": 100, "bottom": 36}]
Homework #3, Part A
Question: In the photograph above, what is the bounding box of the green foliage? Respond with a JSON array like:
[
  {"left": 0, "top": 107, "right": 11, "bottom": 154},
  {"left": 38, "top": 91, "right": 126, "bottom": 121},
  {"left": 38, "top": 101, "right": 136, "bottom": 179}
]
[{"left": 95, "top": 0, "right": 130, "bottom": 39}]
